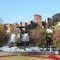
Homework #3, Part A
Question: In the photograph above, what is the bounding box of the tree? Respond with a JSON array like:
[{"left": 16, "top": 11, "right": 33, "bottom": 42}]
[
  {"left": 53, "top": 24, "right": 60, "bottom": 54},
  {"left": 51, "top": 13, "right": 60, "bottom": 26},
  {"left": 29, "top": 27, "right": 43, "bottom": 46},
  {"left": 41, "top": 29, "right": 47, "bottom": 47},
  {"left": 0, "top": 24, "right": 9, "bottom": 46},
  {"left": 41, "top": 28, "right": 53, "bottom": 48},
  {"left": 53, "top": 25, "right": 60, "bottom": 47}
]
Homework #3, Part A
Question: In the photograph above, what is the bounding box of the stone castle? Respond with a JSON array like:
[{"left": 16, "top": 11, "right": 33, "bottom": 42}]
[
  {"left": 3, "top": 14, "right": 51, "bottom": 34},
  {"left": 19, "top": 14, "right": 51, "bottom": 30}
]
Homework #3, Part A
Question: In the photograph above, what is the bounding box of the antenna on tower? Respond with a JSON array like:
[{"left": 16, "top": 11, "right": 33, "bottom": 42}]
[
  {"left": 19, "top": 16, "right": 22, "bottom": 26},
  {"left": 19, "top": 16, "right": 22, "bottom": 21}
]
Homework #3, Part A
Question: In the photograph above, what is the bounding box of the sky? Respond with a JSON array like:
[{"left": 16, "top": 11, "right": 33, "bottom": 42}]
[{"left": 0, "top": 0, "right": 60, "bottom": 23}]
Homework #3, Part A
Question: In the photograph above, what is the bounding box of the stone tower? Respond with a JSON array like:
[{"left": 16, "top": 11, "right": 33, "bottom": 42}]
[
  {"left": 33, "top": 14, "right": 42, "bottom": 27},
  {"left": 45, "top": 18, "right": 51, "bottom": 28}
]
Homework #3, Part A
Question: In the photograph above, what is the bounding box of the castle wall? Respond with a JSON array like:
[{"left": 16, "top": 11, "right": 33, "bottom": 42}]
[{"left": 4, "top": 14, "right": 47, "bottom": 33}]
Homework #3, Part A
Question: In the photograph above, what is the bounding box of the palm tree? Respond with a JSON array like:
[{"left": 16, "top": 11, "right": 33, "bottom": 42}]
[{"left": 41, "top": 28, "right": 53, "bottom": 50}]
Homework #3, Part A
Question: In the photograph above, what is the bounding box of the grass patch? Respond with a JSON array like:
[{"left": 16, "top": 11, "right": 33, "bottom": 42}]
[{"left": 0, "top": 55, "right": 52, "bottom": 60}]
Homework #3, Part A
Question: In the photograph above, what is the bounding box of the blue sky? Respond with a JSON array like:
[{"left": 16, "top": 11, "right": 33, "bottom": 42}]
[{"left": 0, "top": 0, "right": 60, "bottom": 23}]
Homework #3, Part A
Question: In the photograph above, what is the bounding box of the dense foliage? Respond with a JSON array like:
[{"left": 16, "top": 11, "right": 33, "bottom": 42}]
[
  {"left": 0, "top": 24, "right": 9, "bottom": 46},
  {"left": 53, "top": 25, "right": 60, "bottom": 47},
  {"left": 29, "top": 27, "right": 43, "bottom": 46},
  {"left": 51, "top": 13, "right": 60, "bottom": 26}
]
